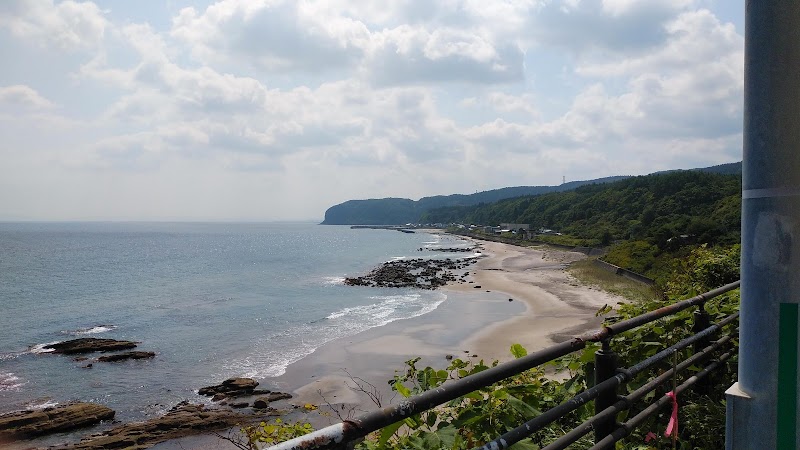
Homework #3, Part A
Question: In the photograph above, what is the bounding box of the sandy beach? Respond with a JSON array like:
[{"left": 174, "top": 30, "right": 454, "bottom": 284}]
[
  {"left": 268, "top": 234, "right": 623, "bottom": 413},
  {"left": 449, "top": 237, "right": 622, "bottom": 361}
]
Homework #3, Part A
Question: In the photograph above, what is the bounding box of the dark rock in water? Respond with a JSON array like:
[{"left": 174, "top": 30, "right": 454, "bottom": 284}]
[
  {"left": 56, "top": 402, "right": 278, "bottom": 450},
  {"left": 252, "top": 392, "right": 292, "bottom": 409},
  {"left": 445, "top": 354, "right": 453, "bottom": 360},
  {"left": 0, "top": 402, "right": 115, "bottom": 440},
  {"left": 509, "top": 298, "right": 514, "bottom": 302},
  {"left": 74, "top": 357, "right": 88, "bottom": 362},
  {"left": 211, "top": 393, "right": 227, "bottom": 402},
  {"left": 473, "top": 285, "right": 482, "bottom": 289},
  {"left": 44, "top": 338, "right": 138, "bottom": 355},
  {"left": 344, "top": 257, "right": 477, "bottom": 290},
  {"left": 81, "top": 364, "right": 92, "bottom": 369},
  {"left": 229, "top": 402, "right": 249, "bottom": 409},
  {"left": 198, "top": 377, "right": 259, "bottom": 398},
  {"left": 97, "top": 351, "right": 155, "bottom": 362}
]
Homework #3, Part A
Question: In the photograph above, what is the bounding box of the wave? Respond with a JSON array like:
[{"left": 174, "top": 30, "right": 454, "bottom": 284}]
[
  {"left": 29, "top": 341, "right": 60, "bottom": 354},
  {"left": 26, "top": 398, "right": 58, "bottom": 410},
  {"left": 321, "top": 276, "right": 345, "bottom": 286},
  {"left": 0, "top": 372, "right": 26, "bottom": 392},
  {"left": 0, "top": 350, "right": 26, "bottom": 361},
  {"left": 61, "top": 325, "right": 117, "bottom": 336},
  {"left": 220, "top": 291, "right": 447, "bottom": 379}
]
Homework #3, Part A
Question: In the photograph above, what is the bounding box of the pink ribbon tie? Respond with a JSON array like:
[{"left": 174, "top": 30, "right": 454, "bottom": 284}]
[{"left": 664, "top": 391, "right": 678, "bottom": 438}]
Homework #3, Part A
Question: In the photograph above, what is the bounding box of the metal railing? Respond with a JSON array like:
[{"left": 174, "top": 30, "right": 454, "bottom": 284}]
[{"left": 272, "top": 281, "right": 741, "bottom": 450}]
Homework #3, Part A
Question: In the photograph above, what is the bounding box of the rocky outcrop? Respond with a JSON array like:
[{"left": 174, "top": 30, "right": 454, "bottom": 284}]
[
  {"left": 97, "top": 351, "right": 155, "bottom": 362},
  {"left": 0, "top": 402, "right": 115, "bottom": 440},
  {"left": 44, "top": 338, "right": 138, "bottom": 354},
  {"left": 198, "top": 378, "right": 259, "bottom": 398},
  {"left": 345, "top": 257, "right": 477, "bottom": 289},
  {"left": 252, "top": 392, "right": 293, "bottom": 409},
  {"left": 59, "top": 402, "right": 278, "bottom": 450}
]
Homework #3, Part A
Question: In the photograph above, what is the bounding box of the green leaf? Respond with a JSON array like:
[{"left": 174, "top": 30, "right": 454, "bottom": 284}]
[
  {"left": 424, "top": 410, "right": 438, "bottom": 428},
  {"left": 394, "top": 381, "right": 411, "bottom": 398},
  {"left": 377, "top": 420, "right": 404, "bottom": 449},
  {"left": 510, "top": 439, "right": 541, "bottom": 450},
  {"left": 511, "top": 343, "right": 528, "bottom": 359},
  {"left": 507, "top": 394, "right": 540, "bottom": 417}
]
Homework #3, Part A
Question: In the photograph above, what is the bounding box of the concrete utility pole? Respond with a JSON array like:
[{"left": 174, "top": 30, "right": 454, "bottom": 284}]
[{"left": 726, "top": 1, "right": 800, "bottom": 449}]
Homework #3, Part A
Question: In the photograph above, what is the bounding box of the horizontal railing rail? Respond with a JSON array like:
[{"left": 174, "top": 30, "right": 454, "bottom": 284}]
[{"left": 272, "top": 281, "right": 741, "bottom": 450}]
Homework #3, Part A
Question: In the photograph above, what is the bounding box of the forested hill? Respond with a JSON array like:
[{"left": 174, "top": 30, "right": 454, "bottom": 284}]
[
  {"left": 321, "top": 176, "right": 628, "bottom": 225},
  {"left": 321, "top": 162, "right": 741, "bottom": 225},
  {"left": 421, "top": 170, "right": 742, "bottom": 247}
]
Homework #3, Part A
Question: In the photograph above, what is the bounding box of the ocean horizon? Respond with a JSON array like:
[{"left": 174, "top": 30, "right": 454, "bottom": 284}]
[{"left": 0, "top": 222, "right": 472, "bottom": 447}]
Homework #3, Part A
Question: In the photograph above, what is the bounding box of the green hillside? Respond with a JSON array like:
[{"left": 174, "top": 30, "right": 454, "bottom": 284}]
[
  {"left": 424, "top": 170, "right": 740, "bottom": 246},
  {"left": 321, "top": 162, "right": 741, "bottom": 225}
]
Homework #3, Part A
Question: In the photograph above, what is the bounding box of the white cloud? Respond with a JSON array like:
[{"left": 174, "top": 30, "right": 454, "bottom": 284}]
[
  {"left": 0, "top": 1, "right": 744, "bottom": 220},
  {"left": 0, "top": 85, "right": 56, "bottom": 110},
  {"left": 0, "top": 0, "right": 107, "bottom": 50},
  {"left": 170, "top": 0, "right": 370, "bottom": 72}
]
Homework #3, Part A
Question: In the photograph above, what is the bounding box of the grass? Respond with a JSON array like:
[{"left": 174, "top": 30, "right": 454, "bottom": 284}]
[{"left": 568, "top": 258, "right": 662, "bottom": 304}]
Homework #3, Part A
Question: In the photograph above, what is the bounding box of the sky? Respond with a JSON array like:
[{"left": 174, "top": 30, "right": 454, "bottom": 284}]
[{"left": 0, "top": 0, "right": 744, "bottom": 221}]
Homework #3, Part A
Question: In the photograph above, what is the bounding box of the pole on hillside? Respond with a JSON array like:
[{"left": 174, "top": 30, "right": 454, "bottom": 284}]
[{"left": 726, "top": 1, "right": 800, "bottom": 449}]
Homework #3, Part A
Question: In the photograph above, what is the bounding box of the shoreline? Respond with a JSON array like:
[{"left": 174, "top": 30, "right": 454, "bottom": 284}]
[
  {"left": 263, "top": 233, "right": 623, "bottom": 414},
  {"left": 447, "top": 237, "right": 620, "bottom": 362},
  {"left": 19, "top": 232, "right": 624, "bottom": 450}
]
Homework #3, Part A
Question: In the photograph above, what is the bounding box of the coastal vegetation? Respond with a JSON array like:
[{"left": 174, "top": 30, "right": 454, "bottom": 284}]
[{"left": 321, "top": 162, "right": 740, "bottom": 226}]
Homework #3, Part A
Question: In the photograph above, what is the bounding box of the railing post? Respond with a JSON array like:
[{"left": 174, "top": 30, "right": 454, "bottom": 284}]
[
  {"left": 692, "top": 306, "right": 713, "bottom": 395},
  {"left": 594, "top": 338, "right": 618, "bottom": 444}
]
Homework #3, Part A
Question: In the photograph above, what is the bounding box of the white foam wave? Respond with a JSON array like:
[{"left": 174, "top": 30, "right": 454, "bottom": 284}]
[
  {"left": 29, "top": 341, "right": 60, "bottom": 354},
  {"left": 322, "top": 276, "right": 345, "bottom": 285},
  {"left": 62, "top": 325, "right": 117, "bottom": 335},
  {"left": 223, "top": 292, "right": 447, "bottom": 379},
  {"left": 0, "top": 351, "right": 25, "bottom": 361},
  {"left": 27, "top": 399, "right": 58, "bottom": 409},
  {"left": 0, "top": 372, "right": 27, "bottom": 392}
]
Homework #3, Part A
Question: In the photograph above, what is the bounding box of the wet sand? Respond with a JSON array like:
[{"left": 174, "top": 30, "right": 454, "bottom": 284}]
[{"left": 270, "top": 235, "right": 622, "bottom": 410}]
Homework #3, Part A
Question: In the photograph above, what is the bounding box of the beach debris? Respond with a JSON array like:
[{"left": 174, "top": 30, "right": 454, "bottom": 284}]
[
  {"left": 0, "top": 402, "right": 115, "bottom": 441},
  {"left": 445, "top": 354, "right": 453, "bottom": 360},
  {"left": 44, "top": 338, "right": 138, "bottom": 355},
  {"left": 97, "top": 351, "right": 155, "bottom": 362}
]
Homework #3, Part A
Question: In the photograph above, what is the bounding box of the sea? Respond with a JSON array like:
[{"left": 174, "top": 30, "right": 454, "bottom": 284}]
[{"left": 0, "top": 222, "right": 475, "bottom": 447}]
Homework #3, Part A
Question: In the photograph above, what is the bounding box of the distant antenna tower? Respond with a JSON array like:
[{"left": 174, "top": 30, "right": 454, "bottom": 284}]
[{"left": 562, "top": 175, "right": 566, "bottom": 185}]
